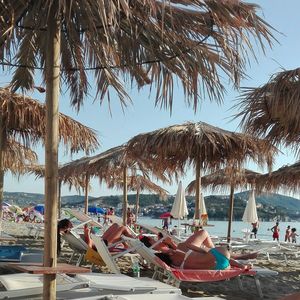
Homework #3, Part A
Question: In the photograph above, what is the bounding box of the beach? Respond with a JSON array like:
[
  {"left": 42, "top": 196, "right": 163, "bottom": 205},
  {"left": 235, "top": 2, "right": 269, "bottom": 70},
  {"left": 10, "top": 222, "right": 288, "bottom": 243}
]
[{"left": 1, "top": 220, "right": 299, "bottom": 300}]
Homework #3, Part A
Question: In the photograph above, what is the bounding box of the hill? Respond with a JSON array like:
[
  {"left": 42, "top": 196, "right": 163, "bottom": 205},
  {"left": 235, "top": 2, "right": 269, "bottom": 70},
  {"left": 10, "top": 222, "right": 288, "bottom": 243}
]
[{"left": 3, "top": 190, "right": 300, "bottom": 221}]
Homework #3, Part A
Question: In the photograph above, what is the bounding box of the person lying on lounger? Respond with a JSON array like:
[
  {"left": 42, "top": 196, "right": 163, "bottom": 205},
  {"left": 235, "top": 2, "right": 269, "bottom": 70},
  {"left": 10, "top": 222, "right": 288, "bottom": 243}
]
[
  {"left": 140, "top": 232, "right": 177, "bottom": 251},
  {"left": 155, "top": 229, "right": 252, "bottom": 270},
  {"left": 58, "top": 220, "right": 135, "bottom": 254}
]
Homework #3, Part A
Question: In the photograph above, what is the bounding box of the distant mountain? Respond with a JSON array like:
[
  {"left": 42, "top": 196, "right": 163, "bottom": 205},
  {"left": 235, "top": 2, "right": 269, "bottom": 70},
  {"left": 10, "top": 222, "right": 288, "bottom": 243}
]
[{"left": 3, "top": 190, "right": 300, "bottom": 221}]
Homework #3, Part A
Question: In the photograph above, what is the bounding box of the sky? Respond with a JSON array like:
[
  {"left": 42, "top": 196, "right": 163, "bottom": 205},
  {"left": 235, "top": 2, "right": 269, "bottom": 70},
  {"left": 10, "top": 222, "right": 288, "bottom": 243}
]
[{"left": 2, "top": 1, "right": 300, "bottom": 199}]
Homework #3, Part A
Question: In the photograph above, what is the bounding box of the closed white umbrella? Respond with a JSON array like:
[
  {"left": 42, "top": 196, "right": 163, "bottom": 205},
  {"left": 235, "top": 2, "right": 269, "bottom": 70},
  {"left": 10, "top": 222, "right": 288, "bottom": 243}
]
[
  {"left": 171, "top": 181, "right": 189, "bottom": 219},
  {"left": 242, "top": 189, "right": 258, "bottom": 223}
]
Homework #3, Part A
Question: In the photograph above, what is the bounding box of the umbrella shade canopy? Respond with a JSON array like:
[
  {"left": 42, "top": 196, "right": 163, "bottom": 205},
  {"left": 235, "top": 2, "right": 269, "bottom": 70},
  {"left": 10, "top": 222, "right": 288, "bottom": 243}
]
[
  {"left": 1, "top": 2, "right": 275, "bottom": 112},
  {"left": 256, "top": 161, "right": 300, "bottom": 193},
  {"left": 242, "top": 190, "right": 258, "bottom": 223},
  {"left": 107, "top": 175, "right": 169, "bottom": 200},
  {"left": 170, "top": 181, "right": 188, "bottom": 219},
  {"left": 199, "top": 193, "right": 208, "bottom": 218},
  {"left": 88, "top": 207, "right": 105, "bottom": 215},
  {"left": 34, "top": 204, "right": 45, "bottom": 215},
  {"left": 159, "top": 212, "right": 172, "bottom": 219},
  {"left": 127, "top": 122, "right": 276, "bottom": 171},
  {"left": 236, "top": 68, "right": 300, "bottom": 154},
  {"left": 186, "top": 168, "right": 261, "bottom": 194},
  {"left": 0, "top": 88, "right": 99, "bottom": 154}
]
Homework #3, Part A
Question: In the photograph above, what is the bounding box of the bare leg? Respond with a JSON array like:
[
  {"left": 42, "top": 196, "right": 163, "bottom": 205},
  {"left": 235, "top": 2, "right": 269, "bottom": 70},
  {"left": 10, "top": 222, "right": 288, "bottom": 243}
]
[{"left": 178, "top": 230, "right": 215, "bottom": 252}]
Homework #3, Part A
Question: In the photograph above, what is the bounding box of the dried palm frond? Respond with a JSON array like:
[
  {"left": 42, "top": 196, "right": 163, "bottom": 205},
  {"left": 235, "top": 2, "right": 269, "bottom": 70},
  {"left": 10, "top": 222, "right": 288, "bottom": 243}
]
[
  {"left": 0, "top": 88, "right": 99, "bottom": 153},
  {"left": 186, "top": 167, "right": 261, "bottom": 195},
  {"left": 127, "top": 122, "right": 277, "bottom": 173},
  {"left": 26, "top": 164, "right": 86, "bottom": 192},
  {"left": 0, "top": 1, "right": 276, "bottom": 111},
  {"left": 107, "top": 174, "right": 169, "bottom": 200},
  {"left": 256, "top": 161, "right": 300, "bottom": 193},
  {"left": 4, "top": 139, "right": 38, "bottom": 174},
  {"left": 235, "top": 68, "right": 300, "bottom": 155},
  {"left": 59, "top": 145, "right": 172, "bottom": 186}
]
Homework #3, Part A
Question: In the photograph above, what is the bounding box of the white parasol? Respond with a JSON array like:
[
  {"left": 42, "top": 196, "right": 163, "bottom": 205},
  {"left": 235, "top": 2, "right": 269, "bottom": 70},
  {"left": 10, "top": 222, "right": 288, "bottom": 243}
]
[
  {"left": 242, "top": 189, "right": 258, "bottom": 223},
  {"left": 171, "top": 181, "right": 189, "bottom": 219}
]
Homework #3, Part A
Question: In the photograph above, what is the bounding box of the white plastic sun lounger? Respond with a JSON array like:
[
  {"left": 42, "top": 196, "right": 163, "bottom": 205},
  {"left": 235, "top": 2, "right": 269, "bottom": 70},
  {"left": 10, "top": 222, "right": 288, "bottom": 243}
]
[
  {"left": 58, "top": 292, "right": 223, "bottom": 300},
  {"left": 0, "top": 272, "right": 182, "bottom": 299},
  {"left": 90, "top": 234, "right": 140, "bottom": 274}
]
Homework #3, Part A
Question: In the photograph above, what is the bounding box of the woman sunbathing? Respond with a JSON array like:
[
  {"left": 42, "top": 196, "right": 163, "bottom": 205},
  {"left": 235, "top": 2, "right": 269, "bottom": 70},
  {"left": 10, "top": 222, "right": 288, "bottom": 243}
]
[
  {"left": 155, "top": 229, "right": 251, "bottom": 270},
  {"left": 140, "top": 232, "right": 177, "bottom": 251}
]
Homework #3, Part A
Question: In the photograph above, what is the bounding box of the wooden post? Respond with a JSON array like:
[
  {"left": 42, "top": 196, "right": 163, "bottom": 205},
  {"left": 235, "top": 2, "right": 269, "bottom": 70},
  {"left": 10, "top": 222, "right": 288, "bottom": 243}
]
[
  {"left": 0, "top": 120, "right": 6, "bottom": 231},
  {"left": 84, "top": 173, "right": 89, "bottom": 214},
  {"left": 122, "top": 167, "right": 128, "bottom": 226},
  {"left": 58, "top": 180, "right": 62, "bottom": 219},
  {"left": 227, "top": 185, "right": 235, "bottom": 243},
  {"left": 135, "top": 188, "right": 140, "bottom": 223},
  {"left": 194, "top": 159, "right": 201, "bottom": 222},
  {"left": 43, "top": 2, "right": 60, "bottom": 299}
]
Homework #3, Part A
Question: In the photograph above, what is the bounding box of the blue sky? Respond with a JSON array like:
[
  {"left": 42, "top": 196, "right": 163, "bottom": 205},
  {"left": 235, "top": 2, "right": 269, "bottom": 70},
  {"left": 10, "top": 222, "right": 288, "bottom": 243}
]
[{"left": 2, "top": 1, "right": 300, "bottom": 198}]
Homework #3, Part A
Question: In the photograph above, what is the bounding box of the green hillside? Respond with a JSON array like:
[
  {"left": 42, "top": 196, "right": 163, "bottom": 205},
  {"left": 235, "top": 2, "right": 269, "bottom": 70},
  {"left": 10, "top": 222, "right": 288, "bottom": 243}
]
[{"left": 3, "top": 190, "right": 300, "bottom": 221}]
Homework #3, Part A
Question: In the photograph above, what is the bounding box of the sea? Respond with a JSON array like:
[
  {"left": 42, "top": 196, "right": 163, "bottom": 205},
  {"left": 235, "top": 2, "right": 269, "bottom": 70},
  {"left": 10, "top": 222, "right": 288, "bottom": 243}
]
[{"left": 136, "top": 216, "right": 300, "bottom": 241}]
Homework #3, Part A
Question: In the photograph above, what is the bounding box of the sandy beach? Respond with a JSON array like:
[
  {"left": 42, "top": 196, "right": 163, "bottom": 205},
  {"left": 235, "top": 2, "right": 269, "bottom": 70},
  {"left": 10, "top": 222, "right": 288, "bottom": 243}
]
[{"left": 1, "top": 221, "right": 299, "bottom": 300}]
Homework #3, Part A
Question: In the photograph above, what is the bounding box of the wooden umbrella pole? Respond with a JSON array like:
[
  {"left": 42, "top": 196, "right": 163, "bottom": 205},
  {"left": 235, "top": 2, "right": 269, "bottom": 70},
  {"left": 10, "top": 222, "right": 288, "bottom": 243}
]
[
  {"left": 227, "top": 184, "right": 235, "bottom": 243},
  {"left": 58, "top": 180, "right": 62, "bottom": 219},
  {"left": 123, "top": 167, "right": 128, "bottom": 226},
  {"left": 135, "top": 188, "right": 140, "bottom": 223},
  {"left": 194, "top": 159, "right": 201, "bottom": 222},
  {"left": 84, "top": 173, "right": 89, "bottom": 214},
  {"left": 43, "top": 3, "right": 61, "bottom": 299},
  {"left": 0, "top": 122, "right": 6, "bottom": 231}
]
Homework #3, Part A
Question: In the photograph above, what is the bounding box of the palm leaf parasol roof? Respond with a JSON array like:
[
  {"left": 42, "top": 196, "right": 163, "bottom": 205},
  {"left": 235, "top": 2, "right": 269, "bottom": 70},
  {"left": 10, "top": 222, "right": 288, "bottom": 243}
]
[
  {"left": 4, "top": 139, "right": 38, "bottom": 174},
  {"left": 1, "top": 1, "right": 276, "bottom": 111},
  {"left": 186, "top": 168, "right": 262, "bottom": 194},
  {"left": 127, "top": 122, "right": 276, "bottom": 171},
  {"left": 235, "top": 68, "right": 300, "bottom": 154},
  {"left": 0, "top": 88, "right": 99, "bottom": 153},
  {"left": 256, "top": 161, "right": 300, "bottom": 193},
  {"left": 107, "top": 174, "right": 169, "bottom": 200}
]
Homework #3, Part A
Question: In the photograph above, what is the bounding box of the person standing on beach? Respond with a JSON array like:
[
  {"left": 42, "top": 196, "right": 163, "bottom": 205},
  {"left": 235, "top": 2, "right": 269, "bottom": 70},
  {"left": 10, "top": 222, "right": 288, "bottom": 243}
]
[
  {"left": 290, "top": 228, "right": 298, "bottom": 243},
  {"left": 271, "top": 222, "right": 280, "bottom": 241},
  {"left": 285, "top": 225, "right": 291, "bottom": 242},
  {"left": 251, "top": 221, "right": 259, "bottom": 239}
]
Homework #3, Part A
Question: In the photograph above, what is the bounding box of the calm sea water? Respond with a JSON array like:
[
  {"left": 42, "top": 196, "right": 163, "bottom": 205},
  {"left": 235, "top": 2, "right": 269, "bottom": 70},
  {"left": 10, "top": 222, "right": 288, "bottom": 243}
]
[{"left": 137, "top": 217, "right": 300, "bottom": 242}]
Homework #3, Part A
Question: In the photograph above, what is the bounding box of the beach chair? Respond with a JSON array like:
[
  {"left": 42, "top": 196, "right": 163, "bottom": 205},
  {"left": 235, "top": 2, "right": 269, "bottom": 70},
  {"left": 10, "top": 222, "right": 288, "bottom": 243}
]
[
  {"left": 62, "top": 230, "right": 90, "bottom": 266},
  {"left": 122, "top": 236, "right": 278, "bottom": 299},
  {"left": 0, "top": 272, "right": 183, "bottom": 299},
  {"left": 63, "top": 208, "right": 103, "bottom": 230},
  {"left": 0, "top": 245, "right": 43, "bottom": 263},
  {"left": 0, "top": 273, "right": 90, "bottom": 299},
  {"left": 90, "top": 234, "right": 140, "bottom": 274}
]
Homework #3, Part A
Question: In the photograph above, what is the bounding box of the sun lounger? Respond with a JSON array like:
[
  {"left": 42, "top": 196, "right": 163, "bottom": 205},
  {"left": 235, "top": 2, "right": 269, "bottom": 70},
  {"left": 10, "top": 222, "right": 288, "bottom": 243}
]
[
  {"left": 64, "top": 293, "right": 223, "bottom": 300},
  {"left": 0, "top": 245, "right": 43, "bottom": 263},
  {"left": 122, "top": 236, "right": 278, "bottom": 299},
  {"left": 90, "top": 234, "right": 140, "bottom": 274},
  {"left": 62, "top": 230, "right": 90, "bottom": 266},
  {"left": 63, "top": 208, "right": 103, "bottom": 230},
  {"left": 0, "top": 272, "right": 182, "bottom": 299}
]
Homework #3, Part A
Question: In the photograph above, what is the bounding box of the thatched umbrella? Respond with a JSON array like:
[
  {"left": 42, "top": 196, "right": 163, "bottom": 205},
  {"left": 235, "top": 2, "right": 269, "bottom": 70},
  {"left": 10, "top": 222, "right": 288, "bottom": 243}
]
[
  {"left": 107, "top": 174, "right": 168, "bottom": 222},
  {"left": 256, "top": 161, "right": 300, "bottom": 193},
  {"left": 127, "top": 122, "right": 276, "bottom": 224},
  {"left": 3, "top": 140, "right": 38, "bottom": 175},
  {"left": 186, "top": 167, "right": 261, "bottom": 242},
  {"left": 1, "top": 1, "right": 275, "bottom": 297},
  {"left": 236, "top": 68, "right": 300, "bottom": 155},
  {"left": 0, "top": 88, "right": 99, "bottom": 218},
  {"left": 59, "top": 145, "right": 169, "bottom": 224}
]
